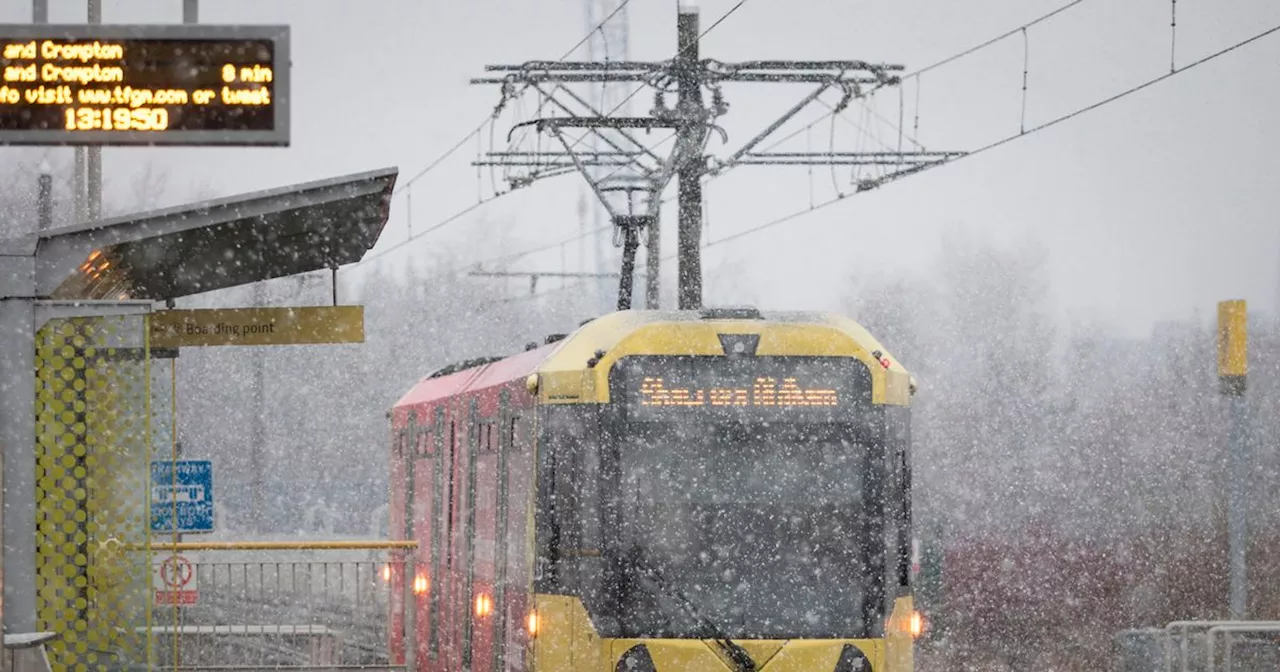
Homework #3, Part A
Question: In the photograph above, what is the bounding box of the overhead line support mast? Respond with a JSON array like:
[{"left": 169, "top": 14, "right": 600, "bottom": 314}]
[
  {"left": 472, "top": 4, "right": 964, "bottom": 311},
  {"left": 675, "top": 6, "right": 704, "bottom": 311}
]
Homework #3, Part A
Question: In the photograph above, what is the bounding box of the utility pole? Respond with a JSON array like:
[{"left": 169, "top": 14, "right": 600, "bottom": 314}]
[
  {"left": 674, "top": 1, "right": 703, "bottom": 309},
  {"left": 1218, "top": 299, "right": 1249, "bottom": 619},
  {"left": 472, "top": 5, "right": 963, "bottom": 312}
]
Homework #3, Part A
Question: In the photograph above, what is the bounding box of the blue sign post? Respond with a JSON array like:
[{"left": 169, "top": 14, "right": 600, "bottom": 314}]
[{"left": 150, "top": 460, "right": 214, "bottom": 534}]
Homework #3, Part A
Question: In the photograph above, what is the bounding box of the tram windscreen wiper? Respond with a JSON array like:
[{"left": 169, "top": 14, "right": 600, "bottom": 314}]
[{"left": 626, "top": 550, "right": 757, "bottom": 672}]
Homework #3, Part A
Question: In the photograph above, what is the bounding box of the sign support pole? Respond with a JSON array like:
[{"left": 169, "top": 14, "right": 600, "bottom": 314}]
[
  {"left": 86, "top": 0, "right": 102, "bottom": 223},
  {"left": 1228, "top": 389, "right": 1248, "bottom": 618},
  {"left": 181, "top": 0, "right": 197, "bottom": 450},
  {"left": 1218, "top": 299, "right": 1249, "bottom": 619}
]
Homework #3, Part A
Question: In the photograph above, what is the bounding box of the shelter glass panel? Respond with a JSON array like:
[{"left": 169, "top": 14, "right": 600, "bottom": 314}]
[{"left": 34, "top": 314, "right": 162, "bottom": 672}]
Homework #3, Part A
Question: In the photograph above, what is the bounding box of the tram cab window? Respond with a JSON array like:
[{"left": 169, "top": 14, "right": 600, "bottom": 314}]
[
  {"left": 535, "top": 405, "right": 604, "bottom": 594},
  {"left": 613, "top": 421, "right": 874, "bottom": 640}
]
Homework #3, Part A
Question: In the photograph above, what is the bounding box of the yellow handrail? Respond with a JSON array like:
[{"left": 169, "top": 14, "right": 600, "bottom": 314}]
[{"left": 127, "top": 540, "right": 418, "bottom": 552}]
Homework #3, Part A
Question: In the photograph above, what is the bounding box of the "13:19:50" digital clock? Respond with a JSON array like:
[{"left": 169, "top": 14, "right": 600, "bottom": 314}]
[{"left": 63, "top": 106, "right": 170, "bottom": 132}]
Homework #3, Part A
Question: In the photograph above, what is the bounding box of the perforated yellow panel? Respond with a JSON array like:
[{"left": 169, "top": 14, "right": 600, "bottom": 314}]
[{"left": 35, "top": 315, "right": 157, "bottom": 672}]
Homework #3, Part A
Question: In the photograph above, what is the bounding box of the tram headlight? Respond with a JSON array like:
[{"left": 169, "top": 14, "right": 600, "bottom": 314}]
[
  {"left": 909, "top": 610, "right": 925, "bottom": 639},
  {"left": 526, "top": 609, "right": 539, "bottom": 638}
]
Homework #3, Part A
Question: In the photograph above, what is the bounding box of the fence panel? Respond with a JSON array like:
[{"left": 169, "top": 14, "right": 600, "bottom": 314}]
[{"left": 143, "top": 544, "right": 416, "bottom": 672}]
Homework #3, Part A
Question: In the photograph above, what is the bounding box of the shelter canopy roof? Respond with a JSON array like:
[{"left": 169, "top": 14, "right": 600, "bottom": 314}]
[{"left": 32, "top": 167, "right": 397, "bottom": 301}]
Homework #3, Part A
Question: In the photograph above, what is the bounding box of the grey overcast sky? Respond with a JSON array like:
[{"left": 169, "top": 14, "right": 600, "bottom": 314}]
[{"left": 4, "top": 0, "right": 1277, "bottom": 338}]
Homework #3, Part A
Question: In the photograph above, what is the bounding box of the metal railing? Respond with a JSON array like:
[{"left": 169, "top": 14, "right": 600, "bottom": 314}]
[
  {"left": 131, "top": 541, "right": 417, "bottom": 672},
  {"left": 1159, "top": 620, "right": 1280, "bottom": 672},
  {"left": 1205, "top": 625, "right": 1280, "bottom": 672}
]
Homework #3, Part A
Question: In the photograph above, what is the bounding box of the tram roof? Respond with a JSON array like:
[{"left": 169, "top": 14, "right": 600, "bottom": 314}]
[
  {"left": 392, "top": 309, "right": 914, "bottom": 414},
  {"left": 392, "top": 342, "right": 556, "bottom": 412}
]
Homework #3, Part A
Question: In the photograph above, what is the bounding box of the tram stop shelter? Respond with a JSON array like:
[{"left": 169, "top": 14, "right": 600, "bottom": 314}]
[{"left": 0, "top": 166, "right": 398, "bottom": 639}]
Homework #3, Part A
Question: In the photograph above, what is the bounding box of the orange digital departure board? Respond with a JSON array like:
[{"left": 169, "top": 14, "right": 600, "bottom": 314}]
[
  {"left": 638, "top": 376, "right": 839, "bottom": 408},
  {"left": 616, "top": 356, "right": 870, "bottom": 422},
  {"left": 0, "top": 24, "right": 289, "bottom": 146}
]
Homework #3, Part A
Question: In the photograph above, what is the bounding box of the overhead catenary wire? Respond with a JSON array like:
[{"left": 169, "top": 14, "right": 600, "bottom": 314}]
[
  {"left": 362, "top": 210, "right": 612, "bottom": 292},
  {"left": 395, "top": 0, "right": 634, "bottom": 198},
  {"left": 636, "top": 0, "right": 1110, "bottom": 249},
  {"left": 449, "top": 0, "right": 1095, "bottom": 310},
  {"left": 372, "top": 0, "right": 1095, "bottom": 308},
  {"left": 393, "top": 120, "right": 491, "bottom": 198},
  {"left": 358, "top": 175, "right": 567, "bottom": 267},
  {"left": 366, "top": 0, "right": 639, "bottom": 260},
  {"left": 430, "top": 0, "right": 1105, "bottom": 310},
  {"left": 474, "top": 224, "right": 613, "bottom": 270},
  {"left": 560, "top": 0, "right": 634, "bottom": 62},
  {"left": 563, "top": 0, "right": 753, "bottom": 156},
  {"left": 700, "top": 19, "right": 1280, "bottom": 249},
  {"left": 647, "top": 96, "right": 870, "bottom": 211},
  {"left": 477, "top": 278, "right": 592, "bottom": 308},
  {"left": 802, "top": 0, "right": 1093, "bottom": 162},
  {"left": 363, "top": 0, "right": 753, "bottom": 275},
  {"left": 904, "top": 0, "right": 1086, "bottom": 80}
]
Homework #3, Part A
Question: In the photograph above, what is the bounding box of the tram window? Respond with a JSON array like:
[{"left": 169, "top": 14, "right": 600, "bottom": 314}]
[
  {"left": 493, "top": 401, "right": 512, "bottom": 670},
  {"left": 446, "top": 420, "right": 456, "bottom": 569},
  {"left": 461, "top": 405, "right": 480, "bottom": 668},
  {"left": 612, "top": 423, "right": 872, "bottom": 639},
  {"left": 534, "top": 410, "right": 559, "bottom": 586},
  {"left": 535, "top": 407, "right": 598, "bottom": 590},
  {"left": 428, "top": 410, "right": 444, "bottom": 658},
  {"left": 892, "top": 412, "right": 912, "bottom": 589},
  {"left": 577, "top": 430, "right": 602, "bottom": 551}
]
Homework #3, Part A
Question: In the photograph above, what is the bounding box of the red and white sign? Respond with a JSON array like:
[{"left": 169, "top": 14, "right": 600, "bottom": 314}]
[{"left": 154, "top": 555, "right": 198, "bottom": 606}]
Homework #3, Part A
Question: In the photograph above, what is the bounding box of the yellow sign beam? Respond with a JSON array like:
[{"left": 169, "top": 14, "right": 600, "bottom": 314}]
[
  {"left": 149, "top": 306, "right": 364, "bottom": 348},
  {"left": 1217, "top": 299, "right": 1247, "bottom": 395}
]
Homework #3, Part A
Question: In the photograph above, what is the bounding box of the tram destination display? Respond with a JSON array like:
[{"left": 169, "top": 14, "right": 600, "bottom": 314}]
[
  {"left": 614, "top": 355, "right": 873, "bottom": 423},
  {"left": 0, "top": 24, "right": 289, "bottom": 146}
]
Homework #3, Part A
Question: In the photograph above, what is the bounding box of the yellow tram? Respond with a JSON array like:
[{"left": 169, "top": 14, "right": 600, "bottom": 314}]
[{"left": 390, "top": 307, "right": 919, "bottom": 672}]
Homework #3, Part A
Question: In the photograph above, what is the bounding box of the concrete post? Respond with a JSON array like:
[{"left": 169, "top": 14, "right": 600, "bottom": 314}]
[{"left": 0, "top": 300, "right": 38, "bottom": 633}]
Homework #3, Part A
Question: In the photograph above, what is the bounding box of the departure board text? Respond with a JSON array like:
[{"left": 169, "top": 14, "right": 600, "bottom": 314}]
[
  {"left": 639, "top": 376, "right": 839, "bottom": 407},
  {"left": 0, "top": 24, "right": 289, "bottom": 146},
  {"left": 614, "top": 355, "right": 872, "bottom": 423}
]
